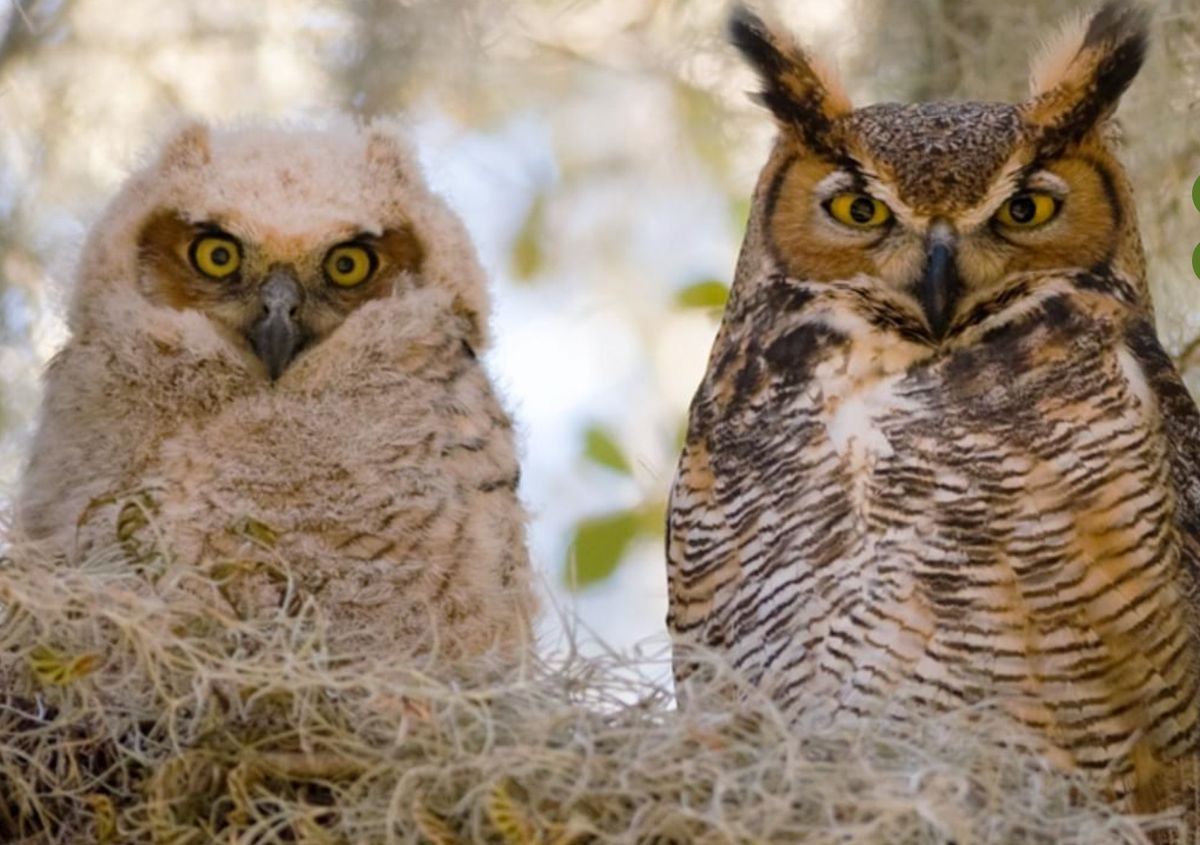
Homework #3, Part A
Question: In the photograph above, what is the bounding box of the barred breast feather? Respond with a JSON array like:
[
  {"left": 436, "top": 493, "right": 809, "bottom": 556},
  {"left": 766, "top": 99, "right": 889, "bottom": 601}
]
[{"left": 667, "top": 266, "right": 1200, "bottom": 810}]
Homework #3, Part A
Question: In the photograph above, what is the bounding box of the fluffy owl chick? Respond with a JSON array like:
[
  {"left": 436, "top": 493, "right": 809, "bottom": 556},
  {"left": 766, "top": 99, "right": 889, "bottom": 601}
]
[
  {"left": 17, "top": 121, "right": 535, "bottom": 659},
  {"left": 669, "top": 1, "right": 1200, "bottom": 818}
]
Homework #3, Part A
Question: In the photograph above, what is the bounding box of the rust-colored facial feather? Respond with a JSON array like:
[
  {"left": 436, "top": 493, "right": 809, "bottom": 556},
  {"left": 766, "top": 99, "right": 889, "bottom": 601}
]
[
  {"left": 137, "top": 211, "right": 223, "bottom": 312},
  {"left": 136, "top": 211, "right": 424, "bottom": 347},
  {"left": 983, "top": 151, "right": 1125, "bottom": 276},
  {"left": 764, "top": 149, "right": 880, "bottom": 283}
]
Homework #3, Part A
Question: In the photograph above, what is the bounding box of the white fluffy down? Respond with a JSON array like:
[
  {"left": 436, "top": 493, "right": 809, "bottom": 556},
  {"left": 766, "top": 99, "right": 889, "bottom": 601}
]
[{"left": 16, "top": 119, "right": 534, "bottom": 659}]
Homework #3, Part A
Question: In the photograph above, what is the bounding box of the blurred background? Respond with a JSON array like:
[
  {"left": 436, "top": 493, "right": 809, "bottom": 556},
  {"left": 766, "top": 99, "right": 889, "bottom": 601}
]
[{"left": 0, "top": 0, "right": 1196, "bottom": 657}]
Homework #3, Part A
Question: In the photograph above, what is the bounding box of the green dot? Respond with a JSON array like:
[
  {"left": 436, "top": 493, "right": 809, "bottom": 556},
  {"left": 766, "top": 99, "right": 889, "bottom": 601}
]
[
  {"left": 1194, "top": 242, "right": 1200, "bottom": 280},
  {"left": 1194, "top": 174, "right": 1200, "bottom": 213}
]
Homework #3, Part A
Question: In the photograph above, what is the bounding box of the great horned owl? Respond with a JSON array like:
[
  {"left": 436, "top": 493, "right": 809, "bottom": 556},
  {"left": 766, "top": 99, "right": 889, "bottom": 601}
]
[
  {"left": 17, "top": 120, "right": 536, "bottom": 659},
  {"left": 668, "top": 1, "right": 1200, "bottom": 817}
]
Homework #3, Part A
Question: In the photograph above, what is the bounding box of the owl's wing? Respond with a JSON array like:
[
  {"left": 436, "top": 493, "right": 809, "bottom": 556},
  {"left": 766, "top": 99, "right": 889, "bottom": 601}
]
[
  {"left": 666, "top": 437, "right": 734, "bottom": 626},
  {"left": 1125, "top": 319, "right": 1200, "bottom": 579},
  {"left": 665, "top": 288, "right": 857, "bottom": 689},
  {"left": 666, "top": 432, "right": 738, "bottom": 687}
]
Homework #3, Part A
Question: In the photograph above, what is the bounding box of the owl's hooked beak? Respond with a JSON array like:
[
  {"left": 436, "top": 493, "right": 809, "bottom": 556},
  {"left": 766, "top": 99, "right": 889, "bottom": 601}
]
[
  {"left": 249, "top": 270, "right": 305, "bottom": 380},
  {"left": 918, "top": 221, "right": 961, "bottom": 341}
]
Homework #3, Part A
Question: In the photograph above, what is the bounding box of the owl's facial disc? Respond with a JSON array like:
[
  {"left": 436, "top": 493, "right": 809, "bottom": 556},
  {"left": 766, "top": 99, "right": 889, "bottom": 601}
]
[
  {"left": 249, "top": 269, "right": 306, "bottom": 380},
  {"left": 136, "top": 211, "right": 427, "bottom": 376}
]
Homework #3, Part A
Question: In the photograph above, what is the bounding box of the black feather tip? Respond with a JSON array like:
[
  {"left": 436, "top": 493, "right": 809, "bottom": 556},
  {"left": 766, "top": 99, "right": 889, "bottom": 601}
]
[
  {"left": 727, "top": 4, "right": 785, "bottom": 76},
  {"left": 1084, "top": 0, "right": 1150, "bottom": 103}
]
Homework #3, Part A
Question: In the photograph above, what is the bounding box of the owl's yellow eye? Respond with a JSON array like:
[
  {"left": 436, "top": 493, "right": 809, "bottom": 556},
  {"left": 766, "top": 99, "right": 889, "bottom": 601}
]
[
  {"left": 324, "top": 244, "right": 377, "bottom": 288},
  {"left": 827, "top": 193, "right": 892, "bottom": 228},
  {"left": 996, "top": 192, "right": 1059, "bottom": 228},
  {"left": 189, "top": 234, "right": 241, "bottom": 279}
]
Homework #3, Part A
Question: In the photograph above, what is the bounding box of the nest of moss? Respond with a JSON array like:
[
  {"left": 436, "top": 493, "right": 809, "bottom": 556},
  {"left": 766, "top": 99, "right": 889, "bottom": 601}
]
[{"left": 0, "top": 543, "right": 1181, "bottom": 845}]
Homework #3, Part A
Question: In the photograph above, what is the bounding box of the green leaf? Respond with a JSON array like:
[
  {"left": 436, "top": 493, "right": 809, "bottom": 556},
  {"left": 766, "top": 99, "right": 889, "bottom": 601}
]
[
  {"left": 674, "top": 279, "right": 729, "bottom": 311},
  {"left": 510, "top": 193, "right": 547, "bottom": 282},
  {"left": 583, "top": 425, "right": 632, "bottom": 475},
  {"left": 565, "top": 510, "right": 641, "bottom": 589}
]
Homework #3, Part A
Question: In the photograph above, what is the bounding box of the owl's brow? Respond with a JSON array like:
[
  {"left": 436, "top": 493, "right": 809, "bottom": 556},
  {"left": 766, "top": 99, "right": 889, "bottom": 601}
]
[
  {"left": 192, "top": 221, "right": 237, "bottom": 238},
  {"left": 813, "top": 170, "right": 858, "bottom": 198},
  {"left": 1011, "top": 159, "right": 1055, "bottom": 187},
  {"left": 814, "top": 157, "right": 874, "bottom": 195},
  {"left": 1021, "top": 170, "right": 1069, "bottom": 197}
]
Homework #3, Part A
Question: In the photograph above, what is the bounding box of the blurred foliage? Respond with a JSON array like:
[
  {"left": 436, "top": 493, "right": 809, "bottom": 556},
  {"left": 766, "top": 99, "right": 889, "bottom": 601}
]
[
  {"left": 567, "top": 499, "right": 665, "bottom": 590},
  {"left": 675, "top": 278, "right": 730, "bottom": 310},
  {"left": 1, "top": 0, "right": 1198, "bottom": 618},
  {"left": 509, "top": 192, "right": 548, "bottom": 282},
  {"left": 568, "top": 509, "right": 641, "bottom": 589},
  {"left": 583, "top": 424, "right": 634, "bottom": 475},
  {"left": 567, "top": 423, "right": 659, "bottom": 589}
]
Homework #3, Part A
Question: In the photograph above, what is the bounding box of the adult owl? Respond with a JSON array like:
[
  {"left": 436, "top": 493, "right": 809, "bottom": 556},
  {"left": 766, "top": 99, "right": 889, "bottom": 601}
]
[
  {"left": 667, "top": 1, "right": 1200, "bottom": 817},
  {"left": 17, "top": 120, "right": 535, "bottom": 659}
]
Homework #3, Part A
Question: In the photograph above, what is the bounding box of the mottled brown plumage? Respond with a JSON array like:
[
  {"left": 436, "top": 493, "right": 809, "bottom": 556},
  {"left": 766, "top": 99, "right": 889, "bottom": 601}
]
[
  {"left": 668, "top": 1, "right": 1200, "bottom": 823},
  {"left": 843, "top": 103, "right": 1024, "bottom": 211}
]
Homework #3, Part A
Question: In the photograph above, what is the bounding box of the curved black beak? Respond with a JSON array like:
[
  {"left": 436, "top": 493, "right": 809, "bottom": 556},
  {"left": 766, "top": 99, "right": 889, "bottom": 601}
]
[
  {"left": 248, "top": 270, "right": 304, "bottom": 380},
  {"left": 918, "top": 221, "right": 960, "bottom": 340}
]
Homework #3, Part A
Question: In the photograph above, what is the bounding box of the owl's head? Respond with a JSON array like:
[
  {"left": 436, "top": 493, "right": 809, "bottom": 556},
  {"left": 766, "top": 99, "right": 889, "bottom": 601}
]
[
  {"left": 73, "top": 120, "right": 490, "bottom": 378},
  {"left": 731, "top": 1, "right": 1150, "bottom": 337}
]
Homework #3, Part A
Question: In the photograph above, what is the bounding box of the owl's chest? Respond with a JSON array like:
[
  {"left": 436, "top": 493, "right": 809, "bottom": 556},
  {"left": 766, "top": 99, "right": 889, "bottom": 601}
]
[
  {"left": 715, "top": 310, "right": 1197, "bottom": 784},
  {"left": 769, "top": 313, "right": 1167, "bottom": 589},
  {"left": 713, "top": 305, "right": 1154, "bottom": 542},
  {"left": 764, "top": 309, "right": 1148, "bottom": 500},
  {"left": 816, "top": 329, "right": 1171, "bottom": 607}
]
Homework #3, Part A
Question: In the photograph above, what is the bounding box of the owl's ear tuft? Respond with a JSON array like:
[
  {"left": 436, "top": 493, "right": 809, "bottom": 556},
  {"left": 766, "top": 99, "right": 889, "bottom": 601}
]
[
  {"left": 159, "top": 121, "right": 212, "bottom": 172},
  {"left": 365, "top": 127, "right": 417, "bottom": 181},
  {"left": 1022, "top": 1, "right": 1149, "bottom": 154},
  {"left": 728, "top": 4, "right": 850, "bottom": 154}
]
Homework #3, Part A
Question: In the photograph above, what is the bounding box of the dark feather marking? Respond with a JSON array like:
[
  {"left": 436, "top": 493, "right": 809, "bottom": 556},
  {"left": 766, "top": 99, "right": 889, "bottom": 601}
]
[
  {"left": 761, "top": 153, "right": 798, "bottom": 267},
  {"left": 765, "top": 280, "right": 815, "bottom": 313},
  {"left": 975, "top": 310, "right": 1041, "bottom": 349},
  {"left": 1074, "top": 268, "right": 1140, "bottom": 304},
  {"left": 478, "top": 474, "right": 519, "bottom": 493},
  {"left": 711, "top": 342, "right": 741, "bottom": 382},
  {"left": 732, "top": 350, "right": 764, "bottom": 404},
  {"left": 1083, "top": 154, "right": 1124, "bottom": 233},
  {"left": 950, "top": 281, "right": 1031, "bottom": 335},
  {"left": 1125, "top": 319, "right": 1200, "bottom": 539},
  {"left": 763, "top": 324, "right": 845, "bottom": 383},
  {"left": 1036, "top": 294, "right": 1077, "bottom": 329}
]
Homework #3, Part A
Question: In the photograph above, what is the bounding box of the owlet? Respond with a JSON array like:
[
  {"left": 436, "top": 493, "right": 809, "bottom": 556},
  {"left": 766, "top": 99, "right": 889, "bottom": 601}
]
[{"left": 18, "top": 121, "right": 536, "bottom": 660}]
